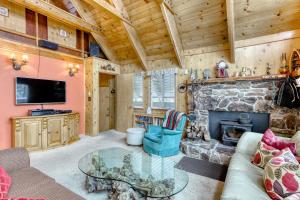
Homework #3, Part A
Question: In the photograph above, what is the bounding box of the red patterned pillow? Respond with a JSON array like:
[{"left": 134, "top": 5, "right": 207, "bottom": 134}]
[
  {"left": 264, "top": 149, "right": 300, "bottom": 200},
  {"left": 252, "top": 141, "right": 282, "bottom": 168},
  {"left": 262, "top": 129, "right": 296, "bottom": 155},
  {"left": 0, "top": 166, "right": 11, "bottom": 199}
]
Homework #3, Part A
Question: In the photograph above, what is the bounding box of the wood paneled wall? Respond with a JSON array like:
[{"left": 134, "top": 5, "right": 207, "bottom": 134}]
[
  {"left": 0, "top": 1, "right": 26, "bottom": 33},
  {"left": 120, "top": 32, "right": 300, "bottom": 115},
  {"left": 0, "top": 1, "right": 84, "bottom": 58}
]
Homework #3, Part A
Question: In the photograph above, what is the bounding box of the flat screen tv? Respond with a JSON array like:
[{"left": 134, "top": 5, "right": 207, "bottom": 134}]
[{"left": 16, "top": 77, "right": 66, "bottom": 105}]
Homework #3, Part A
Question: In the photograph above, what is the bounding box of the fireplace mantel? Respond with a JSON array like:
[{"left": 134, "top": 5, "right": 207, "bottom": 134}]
[{"left": 187, "top": 74, "right": 287, "bottom": 85}]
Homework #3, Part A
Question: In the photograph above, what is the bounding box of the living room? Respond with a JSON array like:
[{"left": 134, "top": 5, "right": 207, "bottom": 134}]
[{"left": 1, "top": 0, "right": 300, "bottom": 200}]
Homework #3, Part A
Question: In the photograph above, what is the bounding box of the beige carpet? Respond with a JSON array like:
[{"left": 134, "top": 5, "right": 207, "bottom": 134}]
[{"left": 30, "top": 130, "right": 224, "bottom": 200}]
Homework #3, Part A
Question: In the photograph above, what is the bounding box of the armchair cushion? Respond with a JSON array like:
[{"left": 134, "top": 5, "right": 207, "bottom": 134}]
[
  {"left": 144, "top": 134, "right": 162, "bottom": 144},
  {"left": 163, "top": 129, "right": 182, "bottom": 135},
  {"left": 148, "top": 125, "right": 162, "bottom": 133}
]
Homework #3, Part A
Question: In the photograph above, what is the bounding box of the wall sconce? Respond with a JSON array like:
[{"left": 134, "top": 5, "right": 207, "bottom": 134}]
[
  {"left": 10, "top": 54, "right": 28, "bottom": 70},
  {"left": 68, "top": 64, "right": 80, "bottom": 77}
]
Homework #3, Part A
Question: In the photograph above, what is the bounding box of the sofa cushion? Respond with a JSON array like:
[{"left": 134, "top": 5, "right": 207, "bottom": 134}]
[
  {"left": 252, "top": 141, "right": 282, "bottom": 169},
  {"left": 264, "top": 150, "right": 300, "bottom": 200},
  {"left": 10, "top": 181, "right": 84, "bottom": 200},
  {"left": 8, "top": 167, "right": 55, "bottom": 198},
  {"left": 221, "top": 169, "right": 271, "bottom": 200},
  {"left": 262, "top": 129, "right": 296, "bottom": 155},
  {"left": 0, "top": 166, "right": 11, "bottom": 199},
  {"left": 0, "top": 148, "right": 30, "bottom": 174},
  {"left": 291, "top": 131, "right": 300, "bottom": 156},
  {"left": 229, "top": 152, "right": 264, "bottom": 176},
  {"left": 284, "top": 193, "right": 300, "bottom": 200}
]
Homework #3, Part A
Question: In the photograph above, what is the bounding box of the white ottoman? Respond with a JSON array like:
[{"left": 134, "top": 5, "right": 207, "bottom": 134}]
[{"left": 126, "top": 128, "right": 145, "bottom": 145}]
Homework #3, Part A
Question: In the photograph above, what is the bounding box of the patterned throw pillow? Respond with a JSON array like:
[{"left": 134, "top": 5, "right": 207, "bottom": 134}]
[
  {"left": 252, "top": 141, "right": 282, "bottom": 168},
  {"left": 262, "top": 129, "right": 296, "bottom": 155},
  {"left": 264, "top": 149, "right": 300, "bottom": 200},
  {"left": 0, "top": 166, "right": 11, "bottom": 199}
]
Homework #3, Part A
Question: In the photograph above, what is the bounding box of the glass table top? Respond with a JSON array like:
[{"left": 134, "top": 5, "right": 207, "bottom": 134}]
[{"left": 78, "top": 148, "right": 189, "bottom": 198}]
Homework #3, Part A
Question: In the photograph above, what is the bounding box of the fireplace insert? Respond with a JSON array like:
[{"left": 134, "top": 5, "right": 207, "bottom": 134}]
[{"left": 220, "top": 121, "right": 253, "bottom": 146}]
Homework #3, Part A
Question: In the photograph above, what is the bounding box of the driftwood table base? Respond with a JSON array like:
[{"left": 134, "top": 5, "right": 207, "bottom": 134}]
[{"left": 86, "top": 176, "right": 175, "bottom": 200}]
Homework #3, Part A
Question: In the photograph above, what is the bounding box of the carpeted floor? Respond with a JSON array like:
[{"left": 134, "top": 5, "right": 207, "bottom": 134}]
[{"left": 30, "top": 130, "right": 224, "bottom": 200}]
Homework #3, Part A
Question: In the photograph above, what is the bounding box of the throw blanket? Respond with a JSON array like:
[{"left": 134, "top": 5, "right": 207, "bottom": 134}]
[{"left": 163, "top": 110, "right": 185, "bottom": 130}]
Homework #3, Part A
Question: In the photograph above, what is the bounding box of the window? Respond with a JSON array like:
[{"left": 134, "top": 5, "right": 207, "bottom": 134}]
[
  {"left": 133, "top": 73, "right": 143, "bottom": 108},
  {"left": 151, "top": 71, "right": 176, "bottom": 109}
]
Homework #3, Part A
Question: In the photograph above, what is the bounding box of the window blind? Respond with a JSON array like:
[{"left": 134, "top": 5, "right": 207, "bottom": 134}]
[
  {"left": 133, "top": 73, "right": 143, "bottom": 108},
  {"left": 151, "top": 71, "right": 175, "bottom": 109}
]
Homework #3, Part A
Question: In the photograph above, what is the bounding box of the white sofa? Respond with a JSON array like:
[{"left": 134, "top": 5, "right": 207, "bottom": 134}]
[{"left": 221, "top": 132, "right": 273, "bottom": 200}]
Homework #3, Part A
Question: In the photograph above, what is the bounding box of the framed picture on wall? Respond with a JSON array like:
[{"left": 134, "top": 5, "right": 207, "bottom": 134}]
[{"left": 0, "top": 7, "right": 9, "bottom": 17}]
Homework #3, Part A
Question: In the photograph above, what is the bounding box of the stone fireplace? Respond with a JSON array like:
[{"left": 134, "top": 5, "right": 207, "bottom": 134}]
[
  {"left": 188, "top": 80, "right": 300, "bottom": 137},
  {"left": 181, "top": 79, "right": 300, "bottom": 165}
]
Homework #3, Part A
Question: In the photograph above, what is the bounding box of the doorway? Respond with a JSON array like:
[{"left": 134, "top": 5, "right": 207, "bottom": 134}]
[{"left": 99, "top": 73, "right": 116, "bottom": 132}]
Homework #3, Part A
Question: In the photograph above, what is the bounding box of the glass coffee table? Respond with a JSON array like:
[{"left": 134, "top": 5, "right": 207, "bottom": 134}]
[{"left": 78, "top": 148, "right": 188, "bottom": 199}]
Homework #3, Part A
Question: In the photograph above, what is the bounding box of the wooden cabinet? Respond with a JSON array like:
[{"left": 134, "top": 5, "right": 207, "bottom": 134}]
[{"left": 12, "top": 113, "right": 80, "bottom": 151}]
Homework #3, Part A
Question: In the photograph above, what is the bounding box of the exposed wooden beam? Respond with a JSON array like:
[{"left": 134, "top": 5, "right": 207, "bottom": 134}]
[
  {"left": 226, "top": 0, "right": 236, "bottom": 63},
  {"left": 156, "top": 0, "right": 174, "bottom": 14},
  {"left": 81, "top": 0, "right": 132, "bottom": 25},
  {"left": 161, "top": 3, "right": 185, "bottom": 68},
  {"left": 111, "top": 0, "right": 149, "bottom": 71},
  {"left": 7, "top": 0, "right": 102, "bottom": 35},
  {"left": 69, "top": 0, "right": 117, "bottom": 61}
]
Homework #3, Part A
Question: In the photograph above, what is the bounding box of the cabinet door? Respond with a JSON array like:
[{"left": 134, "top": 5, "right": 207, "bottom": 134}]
[
  {"left": 21, "top": 120, "right": 42, "bottom": 151},
  {"left": 47, "top": 118, "right": 63, "bottom": 148},
  {"left": 68, "top": 114, "right": 80, "bottom": 142},
  {"left": 68, "top": 117, "right": 75, "bottom": 139}
]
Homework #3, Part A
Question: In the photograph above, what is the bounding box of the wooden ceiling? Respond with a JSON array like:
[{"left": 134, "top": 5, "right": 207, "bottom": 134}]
[{"left": 41, "top": 0, "right": 300, "bottom": 68}]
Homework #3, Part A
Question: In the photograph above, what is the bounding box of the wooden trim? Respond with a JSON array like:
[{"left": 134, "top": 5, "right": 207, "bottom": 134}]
[
  {"left": 0, "top": 29, "right": 36, "bottom": 46},
  {"left": 236, "top": 29, "right": 300, "bottom": 49},
  {"left": 226, "top": 0, "right": 236, "bottom": 63},
  {"left": 161, "top": 3, "right": 185, "bottom": 68},
  {"left": 184, "top": 43, "right": 229, "bottom": 56},
  {"left": 0, "top": 38, "right": 83, "bottom": 63}
]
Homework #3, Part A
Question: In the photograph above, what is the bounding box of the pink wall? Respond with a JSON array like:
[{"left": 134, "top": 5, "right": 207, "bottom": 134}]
[{"left": 0, "top": 52, "right": 85, "bottom": 149}]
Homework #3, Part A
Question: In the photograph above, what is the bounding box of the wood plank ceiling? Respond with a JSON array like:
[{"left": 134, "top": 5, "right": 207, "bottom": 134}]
[{"left": 47, "top": 0, "right": 300, "bottom": 68}]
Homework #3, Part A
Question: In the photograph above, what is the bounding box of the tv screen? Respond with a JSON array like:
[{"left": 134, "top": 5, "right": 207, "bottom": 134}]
[{"left": 16, "top": 77, "right": 66, "bottom": 105}]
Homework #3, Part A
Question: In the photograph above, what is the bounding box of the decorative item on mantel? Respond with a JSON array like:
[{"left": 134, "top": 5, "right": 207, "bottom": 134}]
[
  {"left": 101, "top": 64, "right": 115, "bottom": 71},
  {"left": 289, "top": 49, "right": 300, "bottom": 78},
  {"left": 266, "top": 63, "right": 272, "bottom": 75},
  {"left": 216, "top": 60, "right": 229, "bottom": 78},
  {"left": 203, "top": 68, "right": 211, "bottom": 80},
  {"left": 279, "top": 53, "right": 289, "bottom": 75}
]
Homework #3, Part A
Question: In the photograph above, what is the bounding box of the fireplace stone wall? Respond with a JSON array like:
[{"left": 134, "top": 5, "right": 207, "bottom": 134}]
[{"left": 187, "top": 80, "right": 300, "bottom": 136}]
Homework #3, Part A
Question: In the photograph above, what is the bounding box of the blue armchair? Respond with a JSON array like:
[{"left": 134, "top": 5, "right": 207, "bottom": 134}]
[{"left": 143, "top": 115, "right": 187, "bottom": 157}]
